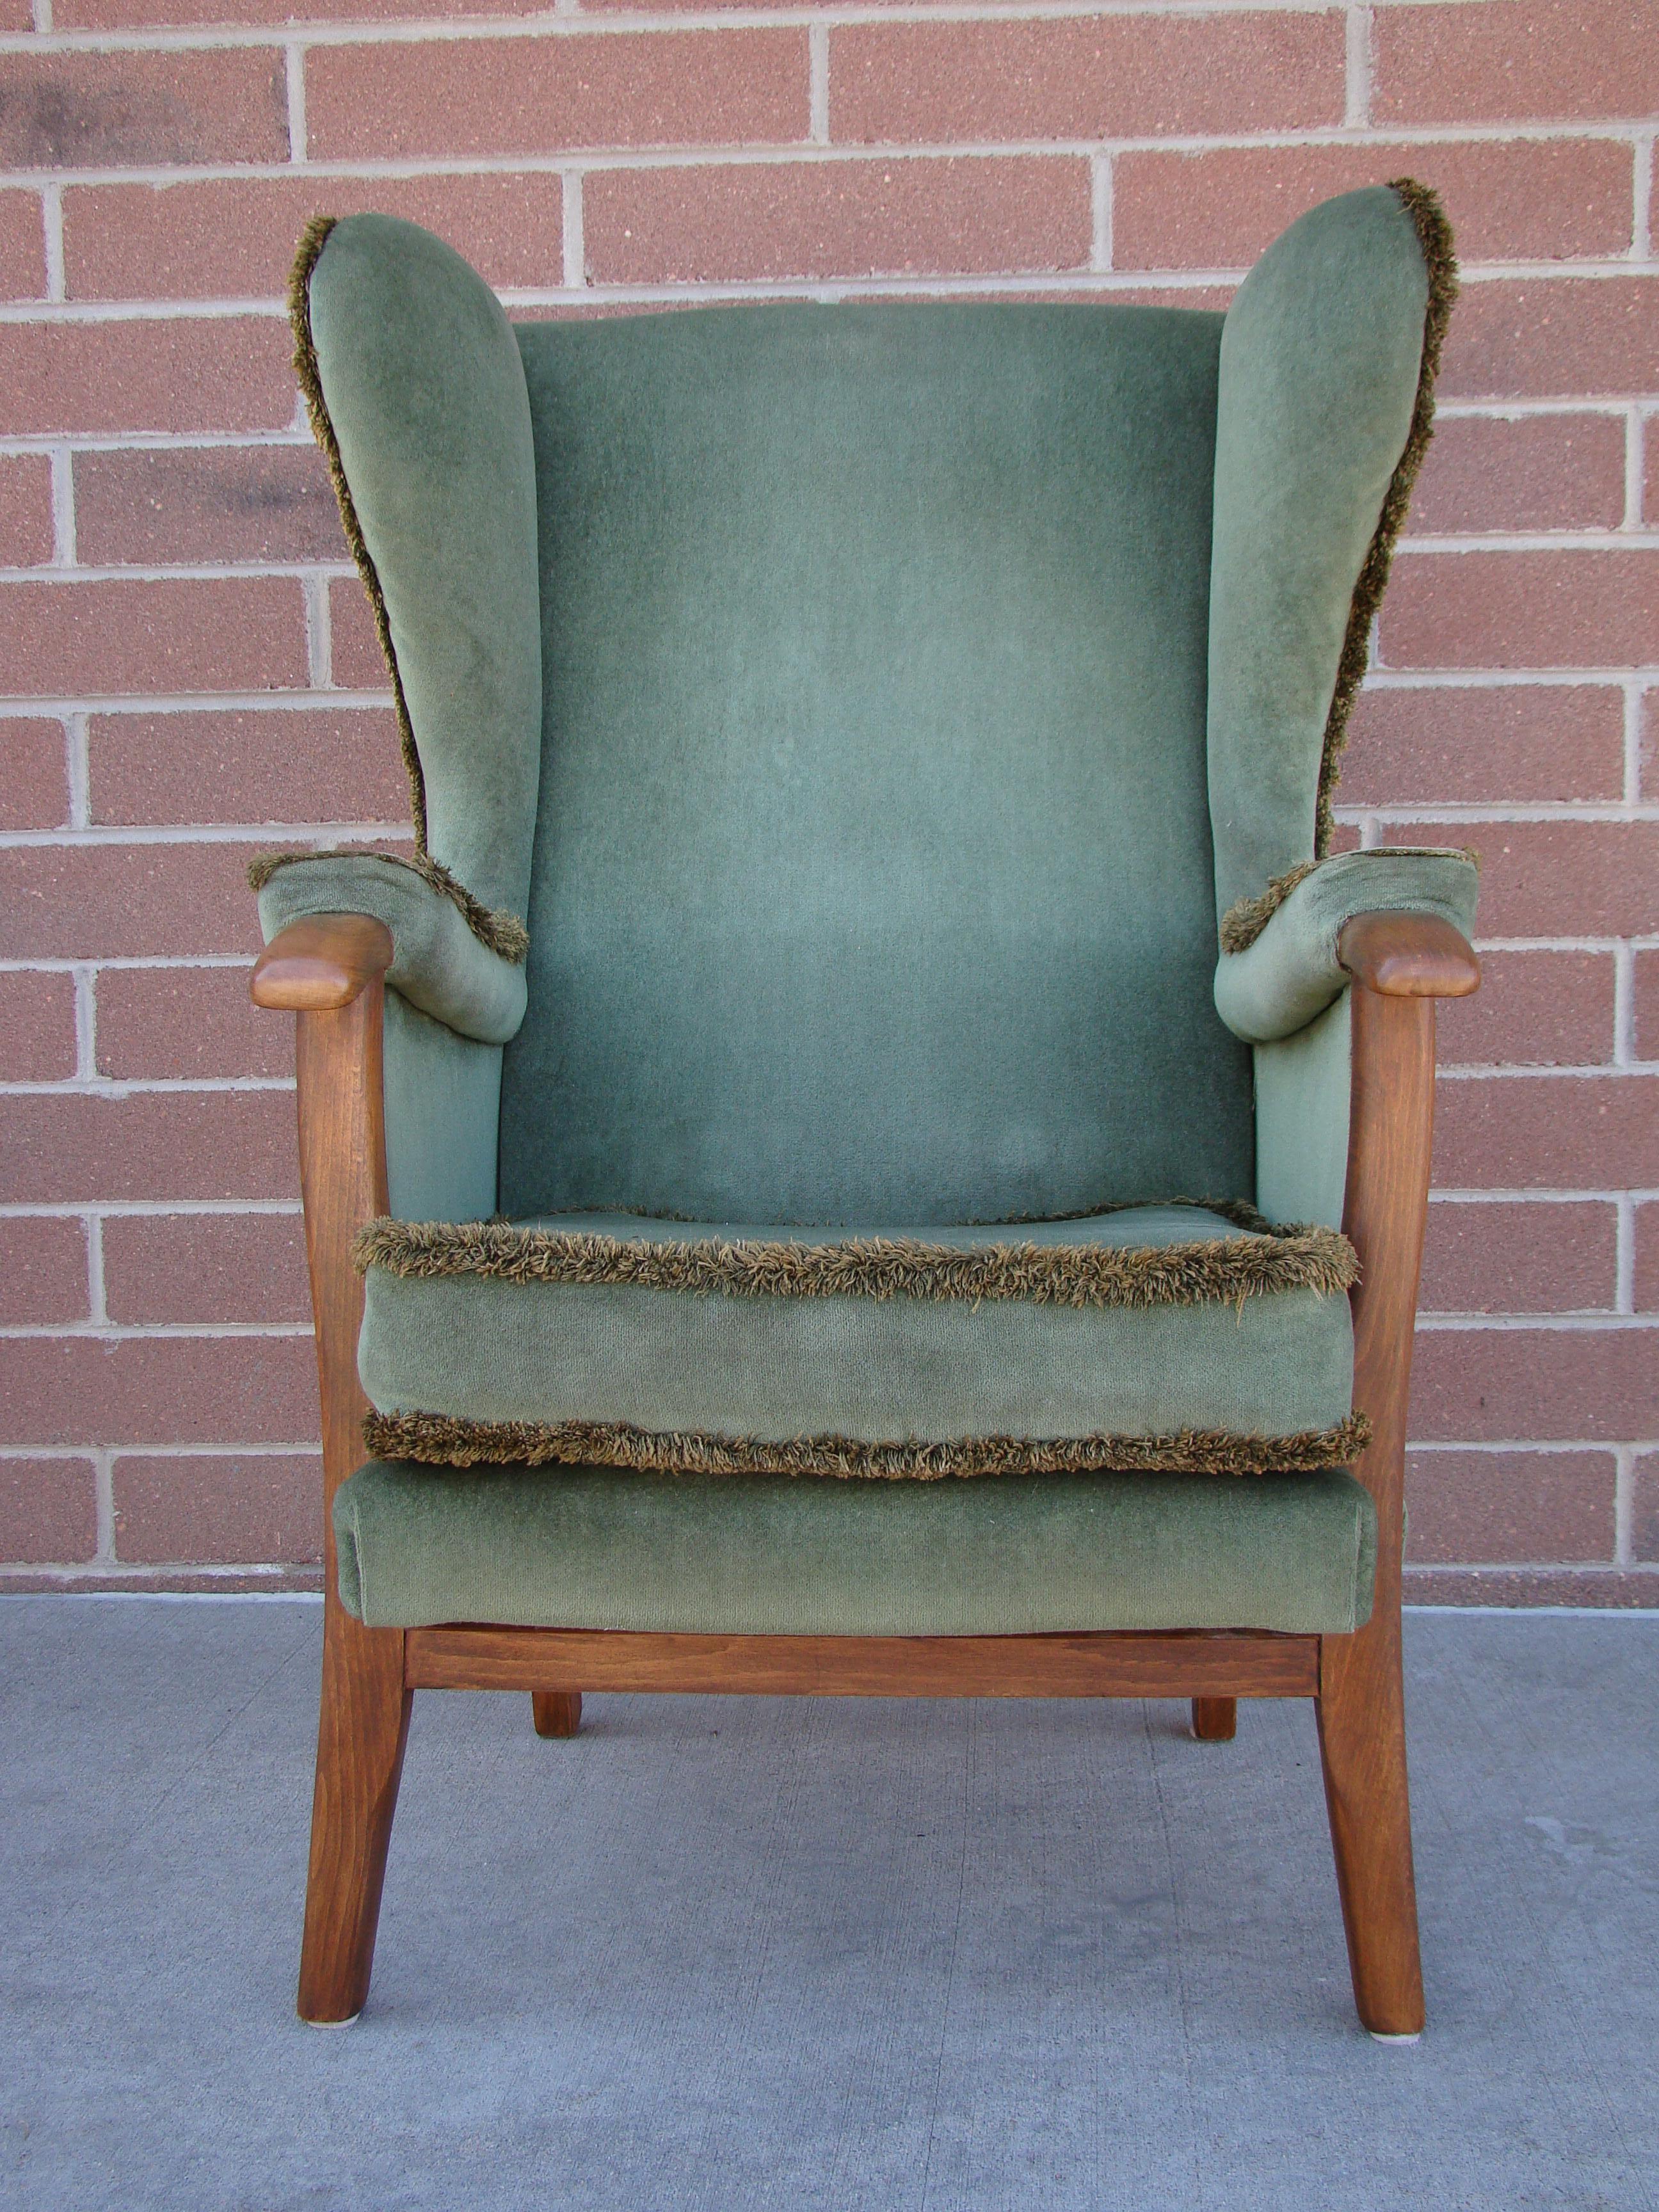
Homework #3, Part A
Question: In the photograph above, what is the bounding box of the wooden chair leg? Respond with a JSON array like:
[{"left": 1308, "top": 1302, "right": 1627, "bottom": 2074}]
[
  {"left": 1190, "top": 1696, "right": 1237, "bottom": 1740},
  {"left": 298, "top": 1608, "right": 412, "bottom": 2024},
  {"left": 1317, "top": 1622, "right": 1423, "bottom": 2038},
  {"left": 532, "top": 1690, "right": 582, "bottom": 1738}
]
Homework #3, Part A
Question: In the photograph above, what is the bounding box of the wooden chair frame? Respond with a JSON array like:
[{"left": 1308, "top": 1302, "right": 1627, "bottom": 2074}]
[{"left": 253, "top": 908, "right": 1477, "bottom": 2035}]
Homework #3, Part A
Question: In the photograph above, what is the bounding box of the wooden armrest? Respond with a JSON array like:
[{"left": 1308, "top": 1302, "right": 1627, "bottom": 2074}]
[
  {"left": 1337, "top": 911, "right": 1479, "bottom": 1000},
  {"left": 251, "top": 913, "right": 395, "bottom": 1012}
]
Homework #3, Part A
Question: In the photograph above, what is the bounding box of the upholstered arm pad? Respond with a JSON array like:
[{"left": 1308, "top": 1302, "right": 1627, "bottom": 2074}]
[
  {"left": 256, "top": 853, "right": 527, "bottom": 1045},
  {"left": 1214, "top": 848, "right": 1479, "bottom": 1043}
]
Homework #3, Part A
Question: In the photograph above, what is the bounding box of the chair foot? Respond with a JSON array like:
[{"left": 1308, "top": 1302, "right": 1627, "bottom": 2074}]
[
  {"left": 1317, "top": 1631, "right": 1426, "bottom": 2038},
  {"left": 301, "top": 2012, "right": 360, "bottom": 2030},
  {"left": 1190, "top": 1696, "right": 1237, "bottom": 1741},
  {"left": 297, "top": 1611, "right": 412, "bottom": 2026},
  {"left": 533, "top": 1690, "right": 582, "bottom": 1738},
  {"left": 1369, "top": 2031, "right": 1422, "bottom": 2046}
]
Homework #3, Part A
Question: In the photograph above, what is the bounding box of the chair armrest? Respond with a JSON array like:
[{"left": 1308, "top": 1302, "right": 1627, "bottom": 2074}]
[
  {"left": 1214, "top": 847, "right": 1479, "bottom": 1044},
  {"left": 252, "top": 914, "right": 394, "bottom": 1011},
  {"left": 1338, "top": 910, "right": 1479, "bottom": 998},
  {"left": 253, "top": 851, "right": 527, "bottom": 1045}
]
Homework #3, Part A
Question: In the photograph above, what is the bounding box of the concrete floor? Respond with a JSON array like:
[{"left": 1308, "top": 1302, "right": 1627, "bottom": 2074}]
[{"left": 2, "top": 1602, "right": 1655, "bottom": 2212}]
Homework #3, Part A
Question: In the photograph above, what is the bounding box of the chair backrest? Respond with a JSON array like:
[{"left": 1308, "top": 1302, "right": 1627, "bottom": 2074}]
[
  {"left": 299, "top": 188, "right": 1446, "bottom": 1229},
  {"left": 501, "top": 303, "right": 1251, "bottom": 1225}
]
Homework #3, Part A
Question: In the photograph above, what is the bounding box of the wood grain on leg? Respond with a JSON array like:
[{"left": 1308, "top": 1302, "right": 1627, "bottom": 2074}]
[
  {"left": 1191, "top": 1697, "right": 1237, "bottom": 1740},
  {"left": 255, "top": 917, "right": 412, "bottom": 2025},
  {"left": 1318, "top": 913, "right": 1475, "bottom": 2038},
  {"left": 532, "top": 1692, "right": 582, "bottom": 1738}
]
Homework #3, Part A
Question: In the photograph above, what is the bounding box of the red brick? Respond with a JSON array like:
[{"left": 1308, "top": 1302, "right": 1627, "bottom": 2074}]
[
  {"left": 113, "top": 1452, "right": 321, "bottom": 1565},
  {"left": 0, "top": 842, "right": 264, "bottom": 961},
  {"left": 1634, "top": 1454, "right": 1659, "bottom": 1562},
  {"left": 1436, "top": 951, "right": 1615, "bottom": 1069},
  {"left": 0, "top": 1459, "right": 97, "bottom": 1564},
  {"left": 1381, "top": 550, "right": 1658, "bottom": 671},
  {"left": 0, "top": 577, "right": 307, "bottom": 698},
  {"left": 0, "top": 453, "right": 53, "bottom": 567},
  {"left": 0, "top": 318, "right": 293, "bottom": 437},
  {"left": 1406, "top": 1450, "right": 1615, "bottom": 1564},
  {"left": 1374, "top": 1, "right": 1659, "bottom": 127},
  {"left": 1409, "top": 1324, "right": 1659, "bottom": 1441},
  {"left": 64, "top": 172, "right": 566, "bottom": 304},
  {"left": 306, "top": 30, "right": 808, "bottom": 162},
  {"left": 1409, "top": 414, "right": 1628, "bottom": 534},
  {"left": 1635, "top": 1202, "right": 1659, "bottom": 1313},
  {"left": 0, "top": 971, "right": 77, "bottom": 1082},
  {"left": 0, "top": 1091, "right": 296, "bottom": 1205},
  {"left": 102, "top": 1213, "right": 309, "bottom": 1325},
  {"left": 88, "top": 708, "right": 406, "bottom": 829},
  {"left": 1441, "top": 279, "right": 1659, "bottom": 401},
  {"left": 1419, "top": 1199, "right": 1617, "bottom": 1313},
  {"left": 1635, "top": 949, "right": 1659, "bottom": 1062},
  {"left": 1113, "top": 140, "right": 1633, "bottom": 271},
  {"left": 95, "top": 966, "right": 291, "bottom": 1082},
  {"left": 72, "top": 446, "right": 343, "bottom": 567},
  {"left": 1340, "top": 684, "right": 1625, "bottom": 806},
  {"left": 0, "top": 1216, "right": 90, "bottom": 1326},
  {"left": 0, "top": 189, "right": 44, "bottom": 301},
  {"left": 0, "top": 1332, "right": 315, "bottom": 1446},
  {"left": 0, "top": 51, "right": 287, "bottom": 168},
  {"left": 0, "top": 718, "right": 68, "bottom": 830},
  {"left": 1379, "top": 821, "right": 1659, "bottom": 941},
  {"left": 328, "top": 579, "right": 390, "bottom": 689},
  {"left": 832, "top": 15, "right": 1343, "bottom": 143},
  {"left": 60, "top": 0, "right": 544, "bottom": 21},
  {"left": 585, "top": 157, "right": 1091, "bottom": 286},
  {"left": 1432, "top": 1074, "right": 1659, "bottom": 1190}
]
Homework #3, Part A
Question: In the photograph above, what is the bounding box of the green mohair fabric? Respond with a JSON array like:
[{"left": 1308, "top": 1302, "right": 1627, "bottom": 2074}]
[
  {"left": 1254, "top": 993, "right": 1354, "bottom": 1233},
  {"left": 357, "top": 1206, "right": 1354, "bottom": 1448},
  {"left": 382, "top": 991, "right": 501, "bottom": 1224},
  {"left": 332, "top": 1458, "right": 1377, "bottom": 1634},
  {"left": 305, "top": 214, "right": 542, "bottom": 921},
  {"left": 255, "top": 853, "right": 527, "bottom": 1045},
  {"left": 1214, "top": 847, "right": 1480, "bottom": 1044},
  {"left": 1208, "top": 186, "right": 1440, "bottom": 923},
  {"left": 502, "top": 301, "right": 1253, "bottom": 1225}
]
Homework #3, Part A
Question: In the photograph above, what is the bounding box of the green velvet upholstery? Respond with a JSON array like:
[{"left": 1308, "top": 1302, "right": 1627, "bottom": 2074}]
[
  {"left": 1208, "top": 184, "right": 1439, "bottom": 918},
  {"left": 357, "top": 1206, "right": 1356, "bottom": 1451},
  {"left": 305, "top": 215, "right": 543, "bottom": 922},
  {"left": 1214, "top": 847, "right": 1479, "bottom": 1044},
  {"left": 255, "top": 853, "right": 527, "bottom": 1044},
  {"left": 502, "top": 300, "right": 1252, "bottom": 1224},
  {"left": 334, "top": 1458, "right": 1378, "bottom": 1635},
  {"left": 254, "top": 187, "right": 1481, "bottom": 1631}
]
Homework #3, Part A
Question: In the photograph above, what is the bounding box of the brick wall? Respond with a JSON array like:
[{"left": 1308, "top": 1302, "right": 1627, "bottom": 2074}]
[{"left": 1, "top": 0, "right": 1654, "bottom": 1600}]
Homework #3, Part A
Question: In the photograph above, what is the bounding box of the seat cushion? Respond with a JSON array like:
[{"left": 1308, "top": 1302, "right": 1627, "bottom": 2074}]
[
  {"left": 355, "top": 1204, "right": 1363, "bottom": 1480},
  {"left": 333, "top": 1459, "right": 1377, "bottom": 1634}
]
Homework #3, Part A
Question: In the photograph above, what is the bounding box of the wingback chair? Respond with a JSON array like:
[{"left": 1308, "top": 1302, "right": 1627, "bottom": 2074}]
[{"left": 250, "top": 183, "right": 1479, "bottom": 2037}]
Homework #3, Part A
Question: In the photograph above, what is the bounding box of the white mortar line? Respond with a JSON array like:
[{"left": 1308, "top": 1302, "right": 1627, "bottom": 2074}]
[
  {"left": 1633, "top": 132, "right": 1655, "bottom": 262},
  {"left": 303, "top": 572, "right": 332, "bottom": 689},
  {"left": 47, "top": 448, "right": 74, "bottom": 568},
  {"left": 1614, "top": 1194, "right": 1637, "bottom": 1314},
  {"left": 1090, "top": 152, "right": 1112, "bottom": 271},
  {"left": 561, "top": 169, "right": 586, "bottom": 287},
  {"left": 808, "top": 20, "right": 830, "bottom": 146},
  {"left": 0, "top": 1324, "right": 314, "bottom": 1339},
  {"left": 63, "top": 711, "right": 88, "bottom": 827},
  {"left": 285, "top": 44, "right": 308, "bottom": 165},
  {"left": 1613, "top": 1446, "right": 1636, "bottom": 1564},
  {"left": 0, "top": 822, "right": 410, "bottom": 846},
  {"left": 1343, "top": 5, "right": 1372, "bottom": 131},
  {"left": 0, "top": 1199, "right": 304, "bottom": 1215},
  {"left": 85, "top": 1212, "right": 108, "bottom": 1328},
  {"left": 92, "top": 1448, "right": 115, "bottom": 1565},
  {"left": 1412, "top": 1314, "right": 1659, "bottom": 1333},
  {"left": 0, "top": 1078, "right": 294, "bottom": 1095},
  {"left": 69, "top": 963, "right": 96, "bottom": 1080},
  {"left": 38, "top": 182, "right": 63, "bottom": 303}
]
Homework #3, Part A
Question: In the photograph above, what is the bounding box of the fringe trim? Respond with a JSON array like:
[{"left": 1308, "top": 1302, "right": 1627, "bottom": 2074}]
[
  {"left": 288, "top": 218, "right": 530, "bottom": 965},
  {"left": 289, "top": 216, "right": 428, "bottom": 847},
  {"left": 1313, "top": 179, "right": 1458, "bottom": 858},
  {"left": 353, "top": 1212, "right": 1359, "bottom": 1308},
  {"left": 361, "top": 1408, "right": 1374, "bottom": 1480},
  {"left": 246, "top": 847, "right": 530, "bottom": 965},
  {"left": 1217, "top": 842, "right": 1480, "bottom": 959},
  {"left": 1217, "top": 863, "right": 1320, "bottom": 957}
]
